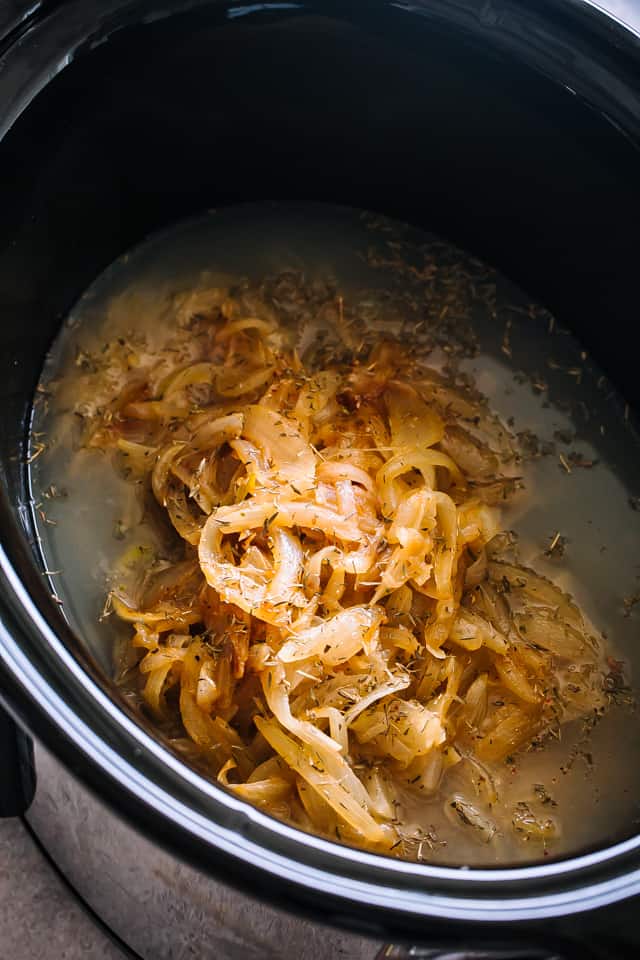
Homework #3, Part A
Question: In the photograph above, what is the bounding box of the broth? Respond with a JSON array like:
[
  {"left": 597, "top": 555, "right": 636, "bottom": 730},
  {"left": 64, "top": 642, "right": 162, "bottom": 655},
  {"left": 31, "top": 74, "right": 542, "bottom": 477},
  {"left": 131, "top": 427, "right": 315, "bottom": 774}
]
[{"left": 29, "top": 204, "right": 639, "bottom": 865}]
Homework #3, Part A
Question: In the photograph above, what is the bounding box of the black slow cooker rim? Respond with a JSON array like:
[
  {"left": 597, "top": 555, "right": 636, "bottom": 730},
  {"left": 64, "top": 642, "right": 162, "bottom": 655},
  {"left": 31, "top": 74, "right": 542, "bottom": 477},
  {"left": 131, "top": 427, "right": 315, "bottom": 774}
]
[{"left": 1, "top": 0, "right": 640, "bottom": 940}]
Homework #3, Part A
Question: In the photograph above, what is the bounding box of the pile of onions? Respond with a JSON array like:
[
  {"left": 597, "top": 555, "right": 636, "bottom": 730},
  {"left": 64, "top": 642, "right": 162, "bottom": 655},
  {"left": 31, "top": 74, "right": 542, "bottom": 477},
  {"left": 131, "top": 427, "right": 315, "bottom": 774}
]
[{"left": 76, "top": 282, "right": 607, "bottom": 855}]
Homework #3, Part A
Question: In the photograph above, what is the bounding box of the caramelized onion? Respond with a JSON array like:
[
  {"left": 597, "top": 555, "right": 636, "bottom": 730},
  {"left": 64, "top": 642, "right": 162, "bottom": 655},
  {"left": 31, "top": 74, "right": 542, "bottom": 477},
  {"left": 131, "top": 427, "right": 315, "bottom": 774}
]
[{"left": 73, "top": 281, "right": 609, "bottom": 858}]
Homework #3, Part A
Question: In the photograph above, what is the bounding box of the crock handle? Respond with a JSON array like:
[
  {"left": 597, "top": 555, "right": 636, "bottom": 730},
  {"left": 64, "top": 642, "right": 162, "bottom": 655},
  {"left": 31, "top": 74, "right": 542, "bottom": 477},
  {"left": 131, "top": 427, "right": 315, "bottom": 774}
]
[
  {"left": 377, "top": 947, "right": 564, "bottom": 959},
  {"left": 0, "top": 702, "right": 35, "bottom": 816}
]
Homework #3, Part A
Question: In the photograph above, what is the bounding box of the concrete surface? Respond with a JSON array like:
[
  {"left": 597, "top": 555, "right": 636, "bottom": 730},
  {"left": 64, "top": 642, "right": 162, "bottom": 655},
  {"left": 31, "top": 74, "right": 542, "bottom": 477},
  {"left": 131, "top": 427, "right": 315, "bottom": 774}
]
[{"left": 0, "top": 818, "right": 126, "bottom": 958}]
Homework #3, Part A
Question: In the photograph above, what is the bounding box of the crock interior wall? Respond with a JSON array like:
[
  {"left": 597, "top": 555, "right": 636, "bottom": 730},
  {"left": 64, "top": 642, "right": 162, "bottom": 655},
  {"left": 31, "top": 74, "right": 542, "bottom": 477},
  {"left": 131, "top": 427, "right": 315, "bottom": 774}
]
[{"left": 0, "top": 1, "right": 639, "bottom": 847}]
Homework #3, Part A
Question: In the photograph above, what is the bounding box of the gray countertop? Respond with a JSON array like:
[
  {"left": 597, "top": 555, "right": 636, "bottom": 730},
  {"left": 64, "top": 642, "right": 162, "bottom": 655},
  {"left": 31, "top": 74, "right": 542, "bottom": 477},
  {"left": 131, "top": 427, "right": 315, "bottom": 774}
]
[{"left": 1, "top": 2, "right": 639, "bottom": 958}]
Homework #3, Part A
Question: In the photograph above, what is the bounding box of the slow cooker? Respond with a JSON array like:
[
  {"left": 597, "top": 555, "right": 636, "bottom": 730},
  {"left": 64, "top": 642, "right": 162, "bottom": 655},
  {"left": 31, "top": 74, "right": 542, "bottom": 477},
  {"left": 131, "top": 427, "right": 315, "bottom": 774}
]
[{"left": 1, "top": 1, "right": 640, "bottom": 957}]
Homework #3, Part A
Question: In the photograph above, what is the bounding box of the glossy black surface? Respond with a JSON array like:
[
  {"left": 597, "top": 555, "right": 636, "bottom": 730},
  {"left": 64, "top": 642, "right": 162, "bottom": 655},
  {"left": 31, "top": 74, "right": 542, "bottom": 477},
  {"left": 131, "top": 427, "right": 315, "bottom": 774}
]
[
  {"left": 0, "top": 0, "right": 640, "bottom": 951},
  {"left": 0, "top": 704, "right": 34, "bottom": 815},
  {"left": 0, "top": 0, "right": 43, "bottom": 43}
]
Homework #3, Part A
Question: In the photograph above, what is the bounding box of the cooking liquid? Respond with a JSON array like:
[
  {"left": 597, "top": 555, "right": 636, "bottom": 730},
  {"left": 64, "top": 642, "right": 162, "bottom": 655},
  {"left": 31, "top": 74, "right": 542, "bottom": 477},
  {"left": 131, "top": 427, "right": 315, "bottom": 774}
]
[{"left": 29, "top": 204, "right": 640, "bottom": 866}]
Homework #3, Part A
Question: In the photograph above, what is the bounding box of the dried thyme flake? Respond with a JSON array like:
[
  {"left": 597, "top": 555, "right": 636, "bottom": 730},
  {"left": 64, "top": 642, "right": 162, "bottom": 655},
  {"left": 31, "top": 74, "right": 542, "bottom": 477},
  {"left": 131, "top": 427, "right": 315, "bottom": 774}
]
[
  {"left": 567, "top": 451, "right": 598, "bottom": 469},
  {"left": 544, "top": 532, "right": 567, "bottom": 558},
  {"left": 25, "top": 441, "right": 47, "bottom": 464},
  {"left": 43, "top": 483, "right": 68, "bottom": 500},
  {"left": 623, "top": 592, "right": 640, "bottom": 618},
  {"left": 533, "top": 783, "right": 557, "bottom": 807}
]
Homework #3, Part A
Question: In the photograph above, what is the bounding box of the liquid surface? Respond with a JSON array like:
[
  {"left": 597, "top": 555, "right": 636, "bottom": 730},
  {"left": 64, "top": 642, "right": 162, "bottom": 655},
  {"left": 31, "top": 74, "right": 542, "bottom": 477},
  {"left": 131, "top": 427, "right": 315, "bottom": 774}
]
[{"left": 29, "top": 204, "right": 640, "bottom": 865}]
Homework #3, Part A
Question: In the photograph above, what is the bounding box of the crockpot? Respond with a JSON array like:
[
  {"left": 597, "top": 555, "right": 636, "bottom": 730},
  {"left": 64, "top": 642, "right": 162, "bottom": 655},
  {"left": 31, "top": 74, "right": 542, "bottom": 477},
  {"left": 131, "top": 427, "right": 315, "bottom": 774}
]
[{"left": 1, "top": 1, "right": 640, "bottom": 957}]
